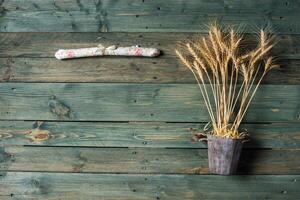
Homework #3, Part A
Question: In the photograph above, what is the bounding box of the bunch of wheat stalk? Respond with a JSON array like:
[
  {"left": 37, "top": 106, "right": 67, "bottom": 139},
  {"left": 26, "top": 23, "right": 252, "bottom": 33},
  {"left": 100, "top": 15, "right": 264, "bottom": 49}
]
[{"left": 176, "top": 24, "right": 278, "bottom": 139}]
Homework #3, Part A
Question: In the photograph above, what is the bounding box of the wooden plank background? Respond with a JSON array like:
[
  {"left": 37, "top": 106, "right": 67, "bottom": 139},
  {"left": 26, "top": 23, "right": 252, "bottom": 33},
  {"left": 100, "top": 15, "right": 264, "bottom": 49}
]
[
  {"left": 0, "top": 33, "right": 300, "bottom": 84},
  {"left": 0, "top": 173, "right": 298, "bottom": 200},
  {"left": 0, "top": 83, "right": 298, "bottom": 122},
  {"left": 0, "top": 0, "right": 299, "bottom": 34},
  {"left": 0, "top": 121, "right": 298, "bottom": 148},
  {"left": 0, "top": 0, "right": 299, "bottom": 199}
]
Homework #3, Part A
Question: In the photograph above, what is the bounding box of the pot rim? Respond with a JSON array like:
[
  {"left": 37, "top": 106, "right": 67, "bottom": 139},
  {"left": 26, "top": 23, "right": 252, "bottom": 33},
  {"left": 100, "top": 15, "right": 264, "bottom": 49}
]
[{"left": 207, "top": 134, "right": 244, "bottom": 141}]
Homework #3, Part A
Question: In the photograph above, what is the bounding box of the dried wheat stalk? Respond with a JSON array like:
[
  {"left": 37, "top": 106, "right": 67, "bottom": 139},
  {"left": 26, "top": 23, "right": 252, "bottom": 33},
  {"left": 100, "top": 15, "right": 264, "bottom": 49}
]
[{"left": 176, "top": 24, "right": 278, "bottom": 139}]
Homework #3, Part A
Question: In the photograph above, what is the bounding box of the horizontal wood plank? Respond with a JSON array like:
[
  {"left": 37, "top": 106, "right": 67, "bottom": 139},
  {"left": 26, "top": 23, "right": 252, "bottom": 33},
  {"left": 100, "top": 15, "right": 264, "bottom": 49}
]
[
  {"left": 0, "top": 172, "right": 299, "bottom": 199},
  {"left": 0, "top": 33, "right": 299, "bottom": 84},
  {"left": 0, "top": 147, "right": 299, "bottom": 175},
  {"left": 0, "top": 83, "right": 299, "bottom": 122},
  {"left": 0, "top": 58, "right": 299, "bottom": 84},
  {"left": 0, "top": 121, "right": 299, "bottom": 148},
  {"left": 0, "top": 32, "right": 299, "bottom": 59},
  {"left": 0, "top": 0, "right": 299, "bottom": 33}
]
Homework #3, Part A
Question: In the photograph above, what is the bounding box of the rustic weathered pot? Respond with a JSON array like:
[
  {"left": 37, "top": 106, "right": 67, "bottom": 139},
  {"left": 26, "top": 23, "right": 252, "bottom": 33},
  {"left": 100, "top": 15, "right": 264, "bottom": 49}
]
[{"left": 207, "top": 134, "right": 243, "bottom": 175}]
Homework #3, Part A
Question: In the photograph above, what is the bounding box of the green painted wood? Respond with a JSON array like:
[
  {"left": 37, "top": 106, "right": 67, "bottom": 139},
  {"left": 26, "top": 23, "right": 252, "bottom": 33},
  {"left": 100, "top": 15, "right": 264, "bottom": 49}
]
[
  {"left": 0, "top": 57, "right": 299, "bottom": 84},
  {"left": 0, "top": 33, "right": 298, "bottom": 84},
  {"left": 0, "top": 172, "right": 298, "bottom": 199},
  {"left": 0, "top": 1, "right": 297, "bottom": 199},
  {"left": 0, "top": 83, "right": 299, "bottom": 122},
  {"left": 0, "top": 147, "right": 299, "bottom": 175},
  {"left": 0, "top": 121, "right": 299, "bottom": 148},
  {"left": 0, "top": 0, "right": 299, "bottom": 33},
  {"left": 0, "top": 57, "right": 186, "bottom": 83},
  {"left": 0, "top": 33, "right": 298, "bottom": 59}
]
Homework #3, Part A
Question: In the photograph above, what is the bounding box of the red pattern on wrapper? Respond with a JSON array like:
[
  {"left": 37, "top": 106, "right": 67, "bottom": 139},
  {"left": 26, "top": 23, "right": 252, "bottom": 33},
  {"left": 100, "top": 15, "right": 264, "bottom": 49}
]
[
  {"left": 55, "top": 45, "right": 160, "bottom": 60},
  {"left": 135, "top": 48, "right": 143, "bottom": 56},
  {"left": 67, "top": 51, "right": 75, "bottom": 58},
  {"left": 127, "top": 48, "right": 132, "bottom": 55}
]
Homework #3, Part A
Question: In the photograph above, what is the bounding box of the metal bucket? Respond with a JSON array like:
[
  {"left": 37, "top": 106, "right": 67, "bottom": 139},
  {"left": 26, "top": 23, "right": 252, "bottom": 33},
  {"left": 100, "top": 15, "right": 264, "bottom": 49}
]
[{"left": 207, "top": 134, "right": 243, "bottom": 175}]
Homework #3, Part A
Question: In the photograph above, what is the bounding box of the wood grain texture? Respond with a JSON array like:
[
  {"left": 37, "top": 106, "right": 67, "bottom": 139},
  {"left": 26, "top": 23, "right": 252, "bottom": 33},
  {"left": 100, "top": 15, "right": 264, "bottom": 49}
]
[
  {"left": 0, "top": 83, "right": 299, "bottom": 122},
  {"left": 0, "top": 172, "right": 299, "bottom": 200},
  {"left": 0, "top": 33, "right": 298, "bottom": 59},
  {"left": 0, "top": 121, "right": 299, "bottom": 148},
  {"left": 0, "top": 83, "right": 300, "bottom": 122},
  {"left": 1, "top": 57, "right": 299, "bottom": 84},
  {"left": 0, "top": 0, "right": 299, "bottom": 33},
  {"left": 0, "top": 1, "right": 298, "bottom": 199},
  {"left": 1, "top": 147, "right": 299, "bottom": 175},
  {"left": 0, "top": 33, "right": 299, "bottom": 84}
]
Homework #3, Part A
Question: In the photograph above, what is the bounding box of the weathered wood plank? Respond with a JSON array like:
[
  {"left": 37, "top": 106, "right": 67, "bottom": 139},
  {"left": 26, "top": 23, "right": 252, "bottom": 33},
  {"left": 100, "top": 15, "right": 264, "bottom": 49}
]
[
  {"left": 0, "top": 172, "right": 298, "bottom": 200},
  {"left": 0, "top": 121, "right": 299, "bottom": 148},
  {"left": 0, "top": 33, "right": 298, "bottom": 84},
  {"left": 0, "top": 57, "right": 186, "bottom": 83},
  {"left": 0, "top": 0, "right": 299, "bottom": 33},
  {"left": 0, "top": 147, "right": 299, "bottom": 175},
  {"left": 0, "top": 83, "right": 299, "bottom": 122},
  {"left": 0, "top": 57, "right": 299, "bottom": 84},
  {"left": 0, "top": 33, "right": 298, "bottom": 59}
]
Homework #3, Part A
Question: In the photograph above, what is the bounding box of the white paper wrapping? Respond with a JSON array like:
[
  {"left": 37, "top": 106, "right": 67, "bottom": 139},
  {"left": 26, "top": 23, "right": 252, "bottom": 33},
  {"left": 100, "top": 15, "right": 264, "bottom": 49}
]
[{"left": 55, "top": 44, "right": 160, "bottom": 60}]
